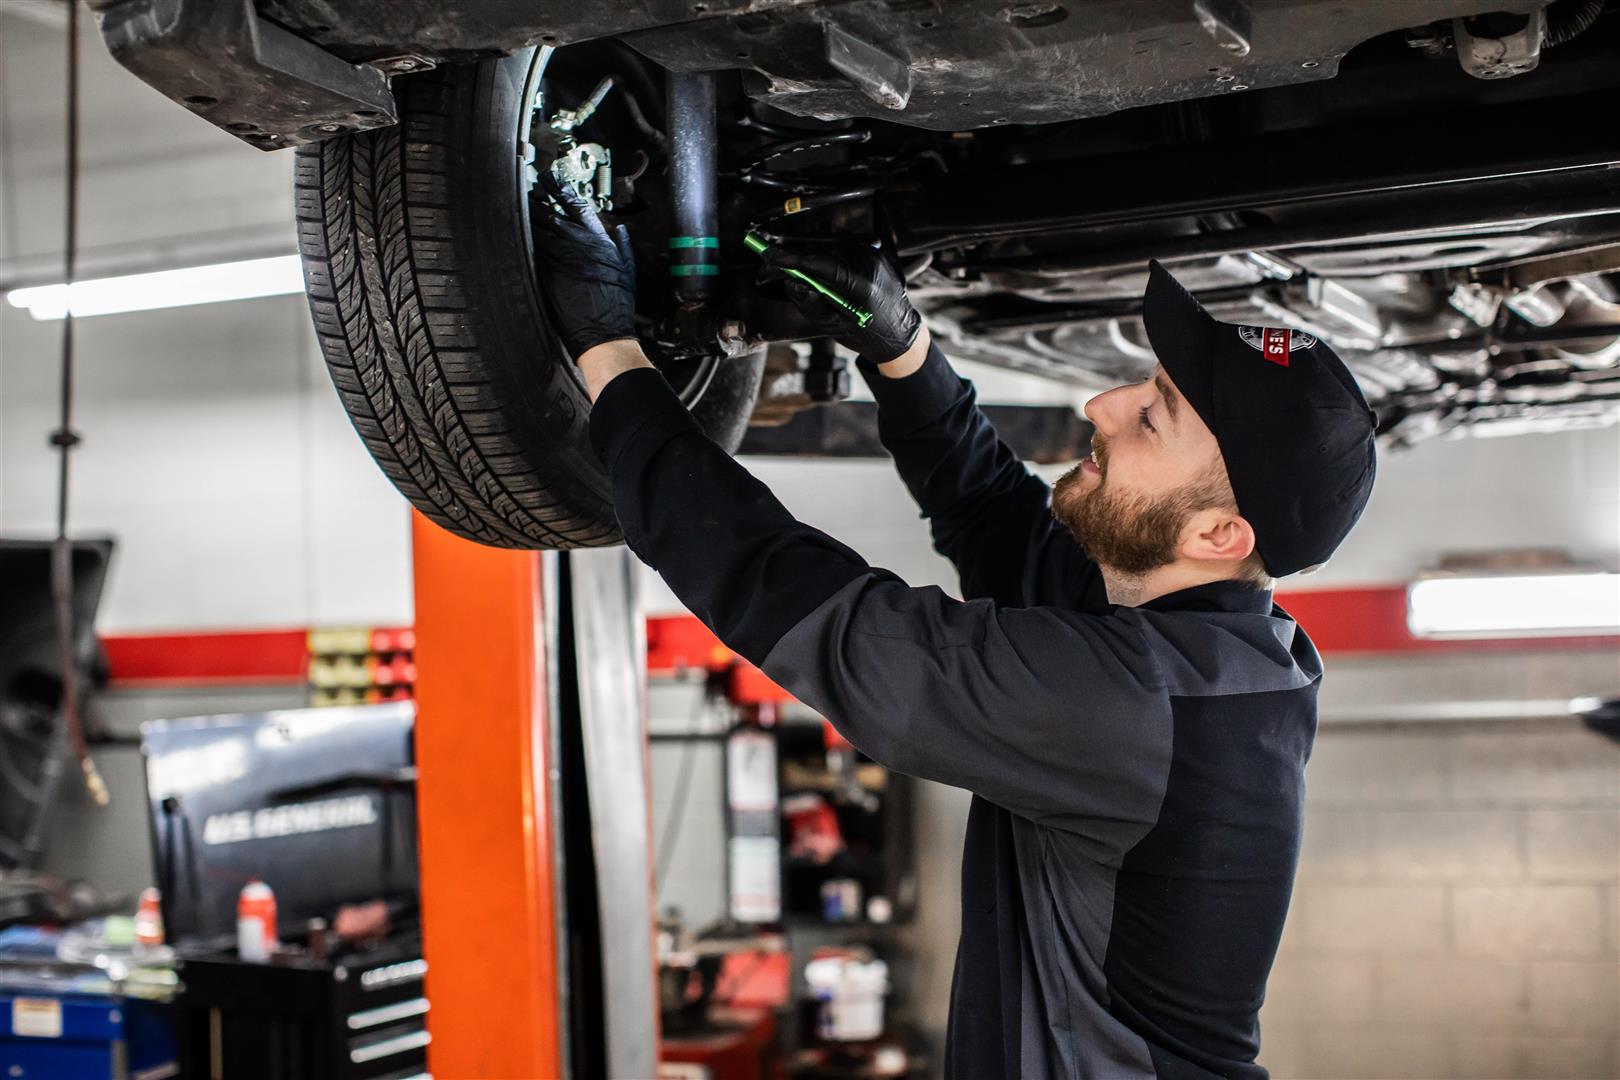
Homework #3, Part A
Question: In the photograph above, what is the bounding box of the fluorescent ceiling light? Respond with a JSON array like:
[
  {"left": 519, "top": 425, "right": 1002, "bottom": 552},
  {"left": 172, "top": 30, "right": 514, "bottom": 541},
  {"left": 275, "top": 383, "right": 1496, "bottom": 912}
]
[
  {"left": 4, "top": 255, "right": 304, "bottom": 320},
  {"left": 1408, "top": 572, "right": 1620, "bottom": 638}
]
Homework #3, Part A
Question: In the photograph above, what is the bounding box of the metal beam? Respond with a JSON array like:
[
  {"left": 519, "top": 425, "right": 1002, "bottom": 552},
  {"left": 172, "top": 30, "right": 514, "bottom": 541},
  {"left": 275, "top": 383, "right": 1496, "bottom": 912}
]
[{"left": 566, "top": 549, "right": 658, "bottom": 1080}]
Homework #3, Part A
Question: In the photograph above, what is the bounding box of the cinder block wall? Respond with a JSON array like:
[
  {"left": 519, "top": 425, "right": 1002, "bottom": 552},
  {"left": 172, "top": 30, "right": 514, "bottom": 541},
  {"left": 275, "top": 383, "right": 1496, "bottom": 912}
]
[{"left": 1261, "top": 717, "right": 1620, "bottom": 1080}]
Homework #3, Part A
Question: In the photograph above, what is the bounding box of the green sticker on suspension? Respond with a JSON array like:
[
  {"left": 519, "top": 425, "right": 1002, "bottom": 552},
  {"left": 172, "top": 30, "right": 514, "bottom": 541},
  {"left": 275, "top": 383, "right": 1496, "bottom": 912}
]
[
  {"left": 669, "top": 264, "right": 721, "bottom": 276},
  {"left": 668, "top": 236, "right": 720, "bottom": 249}
]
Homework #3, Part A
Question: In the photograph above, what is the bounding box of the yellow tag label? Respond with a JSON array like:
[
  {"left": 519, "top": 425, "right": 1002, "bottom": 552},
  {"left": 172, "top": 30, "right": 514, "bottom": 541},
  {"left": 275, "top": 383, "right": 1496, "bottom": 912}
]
[
  {"left": 13, "top": 997, "right": 63, "bottom": 1038},
  {"left": 783, "top": 197, "right": 803, "bottom": 215}
]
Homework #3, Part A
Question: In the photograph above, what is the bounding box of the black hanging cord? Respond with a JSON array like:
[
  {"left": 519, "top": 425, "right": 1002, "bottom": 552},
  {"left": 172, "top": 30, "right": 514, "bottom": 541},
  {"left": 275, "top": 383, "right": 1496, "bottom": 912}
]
[
  {"left": 51, "top": 0, "right": 106, "bottom": 806},
  {"left": 1545, "top": 0, "right": 1606, "bottom": 48}
]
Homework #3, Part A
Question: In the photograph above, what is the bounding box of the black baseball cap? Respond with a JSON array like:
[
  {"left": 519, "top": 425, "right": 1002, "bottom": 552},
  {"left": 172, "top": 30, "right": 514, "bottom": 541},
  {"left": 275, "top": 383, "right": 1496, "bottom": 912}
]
[{"left": 1140, "top": 260, "right": 1377, "bottom": 577}]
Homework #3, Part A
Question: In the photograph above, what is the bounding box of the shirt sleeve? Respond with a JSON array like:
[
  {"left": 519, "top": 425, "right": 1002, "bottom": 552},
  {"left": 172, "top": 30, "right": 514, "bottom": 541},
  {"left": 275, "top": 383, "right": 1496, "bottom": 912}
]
[
  {"left": 856, "top": 343, "right": 1108, "bottom": 611},
  {"left": 761, "top": 576, "right": 1172, "bottom": 839},
  {"left": 589, "top": 367, "right": 1170, "bottom": 840}
]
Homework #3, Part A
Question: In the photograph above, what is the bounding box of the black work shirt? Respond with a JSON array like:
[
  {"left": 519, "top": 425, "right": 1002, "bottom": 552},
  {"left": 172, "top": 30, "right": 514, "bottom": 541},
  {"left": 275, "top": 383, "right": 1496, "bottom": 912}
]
[{"left": 590, "top": 343, "right": 1319, "bottom": 1079}]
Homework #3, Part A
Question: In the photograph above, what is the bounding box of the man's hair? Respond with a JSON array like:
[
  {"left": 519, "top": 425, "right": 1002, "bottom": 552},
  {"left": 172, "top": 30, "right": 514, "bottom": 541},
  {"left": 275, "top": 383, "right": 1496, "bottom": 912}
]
[
  {"left": 1233, "top": 550, "right": 1274, "bottom": 590},
  {"left": 1197, "top": 461, "right": 1274, "bottom": 590}
]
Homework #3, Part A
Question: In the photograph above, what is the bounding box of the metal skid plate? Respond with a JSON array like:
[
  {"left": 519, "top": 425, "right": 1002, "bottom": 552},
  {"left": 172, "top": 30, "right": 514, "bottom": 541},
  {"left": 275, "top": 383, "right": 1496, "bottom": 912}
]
[
  {"left": 618, "top": 0, "right": 1553, "bottom": 130},
  {"left": 91, "top": 0, "right": 397, "bottom": 149},
  {"left": 235, "top": 0, "right": 1551, "bottom": 134}
]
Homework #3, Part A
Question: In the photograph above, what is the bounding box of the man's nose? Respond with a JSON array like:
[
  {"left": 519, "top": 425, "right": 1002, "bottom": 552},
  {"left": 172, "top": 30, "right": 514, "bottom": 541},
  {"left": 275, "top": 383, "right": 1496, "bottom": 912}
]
[{"left": 1083, "top": 382, "right": 1139, "bottom": 433}]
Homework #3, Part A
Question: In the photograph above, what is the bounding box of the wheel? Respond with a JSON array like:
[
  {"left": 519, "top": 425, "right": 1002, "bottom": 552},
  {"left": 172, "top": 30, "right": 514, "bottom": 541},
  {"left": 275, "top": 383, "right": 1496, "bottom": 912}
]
[{"left": 295, "top": 47, "right": 761, "bottom": 549}]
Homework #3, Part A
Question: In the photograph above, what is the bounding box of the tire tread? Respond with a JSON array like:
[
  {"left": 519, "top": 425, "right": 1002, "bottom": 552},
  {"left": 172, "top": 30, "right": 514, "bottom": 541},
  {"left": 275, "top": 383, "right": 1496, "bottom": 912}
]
[{"left": 294, "top": 61, "right": 618, "bottom": 548}]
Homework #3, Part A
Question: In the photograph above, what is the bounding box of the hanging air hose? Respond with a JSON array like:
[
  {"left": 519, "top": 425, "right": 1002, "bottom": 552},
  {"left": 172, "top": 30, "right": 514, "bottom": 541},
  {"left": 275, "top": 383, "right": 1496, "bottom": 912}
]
[
  {"left": 1545, "top": 0, "right": 1606, "bottom": 48},
  {"left": 52, "top": 0, "right": 107, "bottom": 807}
]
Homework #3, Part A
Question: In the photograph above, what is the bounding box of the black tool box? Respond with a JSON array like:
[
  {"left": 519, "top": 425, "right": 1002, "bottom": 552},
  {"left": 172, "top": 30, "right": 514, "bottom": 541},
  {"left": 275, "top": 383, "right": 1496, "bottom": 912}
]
[
  {"left": 141, "top": 703, "right": 426, "bottom": 1080},
  {"left": 172, "top": 936, "right": 428, "bottom": 1080}
]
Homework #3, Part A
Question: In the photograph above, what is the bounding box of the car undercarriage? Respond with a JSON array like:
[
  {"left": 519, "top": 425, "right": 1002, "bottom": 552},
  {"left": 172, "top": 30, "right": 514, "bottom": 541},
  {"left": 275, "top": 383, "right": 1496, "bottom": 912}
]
[{"left": 89, "top": 0, "right": 1620, "bottom": 545}]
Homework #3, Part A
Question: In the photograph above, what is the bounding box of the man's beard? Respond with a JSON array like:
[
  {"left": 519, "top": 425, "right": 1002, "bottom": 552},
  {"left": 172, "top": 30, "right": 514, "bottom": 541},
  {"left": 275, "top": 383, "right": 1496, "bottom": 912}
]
[{"left": 1051, "top": 435, "right": 1224, "bottom": 576}]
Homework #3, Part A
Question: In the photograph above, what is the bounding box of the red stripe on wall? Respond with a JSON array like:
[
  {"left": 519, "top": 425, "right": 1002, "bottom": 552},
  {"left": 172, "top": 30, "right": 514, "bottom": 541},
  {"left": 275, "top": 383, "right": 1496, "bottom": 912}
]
[
  {"left": 102, "top": 629, "right": 309, "bottom": 685},
  {"left": 100, "top": 587, "right": 1617, "bottom": 687},
  {"left": 1278, "top": 585, "right": 1620, "bottom": 656}
]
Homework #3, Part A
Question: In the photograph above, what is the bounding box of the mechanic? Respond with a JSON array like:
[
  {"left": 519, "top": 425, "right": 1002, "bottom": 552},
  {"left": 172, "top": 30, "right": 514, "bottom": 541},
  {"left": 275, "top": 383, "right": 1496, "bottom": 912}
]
[{"left": 533, "top": 178, "right": 1377, "bottom": 1080}]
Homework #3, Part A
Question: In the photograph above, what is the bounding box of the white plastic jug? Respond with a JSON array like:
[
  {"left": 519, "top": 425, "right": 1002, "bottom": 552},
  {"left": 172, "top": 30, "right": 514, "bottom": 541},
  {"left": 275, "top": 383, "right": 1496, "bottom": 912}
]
[{"left": 805, "top": 955, "right": 889, "bottom": 1041}]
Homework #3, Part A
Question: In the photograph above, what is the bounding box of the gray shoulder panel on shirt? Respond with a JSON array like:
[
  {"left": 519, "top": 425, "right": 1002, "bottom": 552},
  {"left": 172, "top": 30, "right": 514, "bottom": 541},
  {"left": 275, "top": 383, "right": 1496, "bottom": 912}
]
[
  {"left": 759, "top": 576, "right": 1177, "bottom": 849},
  {"left": 1118, "top": 607, "right": 1322, "bottom": 699}
]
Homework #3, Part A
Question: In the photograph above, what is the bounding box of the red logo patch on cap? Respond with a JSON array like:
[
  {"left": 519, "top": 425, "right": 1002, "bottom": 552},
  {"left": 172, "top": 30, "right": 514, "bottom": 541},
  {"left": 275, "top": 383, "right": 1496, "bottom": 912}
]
[
  {"left": 1239, "top": 325, "right": 1317, "bottom": 367},
  {"left": 1260, "top": 327, "right": 1291, "bottom": 367}
]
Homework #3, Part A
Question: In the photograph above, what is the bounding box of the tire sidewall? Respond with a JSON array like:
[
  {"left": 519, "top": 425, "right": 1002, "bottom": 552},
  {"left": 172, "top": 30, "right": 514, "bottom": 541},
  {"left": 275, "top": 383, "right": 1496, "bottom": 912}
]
[
  {"left": 306, "top": 49, "right": 763, "bottom": 549},
  {"left": 431, "top": 49, "right": 617, "bottom": 532}
]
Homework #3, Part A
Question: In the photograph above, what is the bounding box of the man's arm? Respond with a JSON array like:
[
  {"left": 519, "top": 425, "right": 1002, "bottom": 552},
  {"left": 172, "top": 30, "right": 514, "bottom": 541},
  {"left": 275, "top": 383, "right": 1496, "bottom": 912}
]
[
  {"left": 540, "top": 191, "right": 1155, "bottom": 829},
  {"left": 859, "top": 332, "right": 1107, "bottom": 609},
  {"left": 759, "top": 242, "right": 1105, "bottom": 609},
  {"left": 589, "top": 359, "right": 1169, "bottom": 838}
]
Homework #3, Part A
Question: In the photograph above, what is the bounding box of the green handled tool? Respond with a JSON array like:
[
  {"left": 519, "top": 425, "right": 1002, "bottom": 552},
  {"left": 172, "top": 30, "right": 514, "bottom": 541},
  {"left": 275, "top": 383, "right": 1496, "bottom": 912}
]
[{"left": 744, "top": 231, "right": 874, "bottom": 328}]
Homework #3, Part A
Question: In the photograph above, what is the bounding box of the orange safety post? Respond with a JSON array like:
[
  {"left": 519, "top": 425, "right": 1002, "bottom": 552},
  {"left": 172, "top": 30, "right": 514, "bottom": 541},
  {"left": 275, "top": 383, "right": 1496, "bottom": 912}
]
[{"left": 410, "top": 511, "right": 562, "bottom": 1078}]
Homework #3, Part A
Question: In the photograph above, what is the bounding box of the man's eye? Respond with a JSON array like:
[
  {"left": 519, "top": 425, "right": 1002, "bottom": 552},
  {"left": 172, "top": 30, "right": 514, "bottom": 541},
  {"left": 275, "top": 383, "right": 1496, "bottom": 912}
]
[{"left": 1139, "top": 405, "right": 1155, "bottom": 432}]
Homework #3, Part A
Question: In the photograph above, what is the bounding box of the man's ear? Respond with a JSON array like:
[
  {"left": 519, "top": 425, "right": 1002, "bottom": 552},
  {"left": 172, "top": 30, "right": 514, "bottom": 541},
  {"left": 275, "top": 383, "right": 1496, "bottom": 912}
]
[{"left": 1179, "top": 508, "right": 1257, "bottom": 565}]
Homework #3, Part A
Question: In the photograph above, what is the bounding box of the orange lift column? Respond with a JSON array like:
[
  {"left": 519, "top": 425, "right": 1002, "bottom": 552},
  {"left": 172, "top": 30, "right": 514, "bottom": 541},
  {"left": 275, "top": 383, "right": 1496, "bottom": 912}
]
[{"left": 410, "top": 511, "right": 563, "bottom": 1078}]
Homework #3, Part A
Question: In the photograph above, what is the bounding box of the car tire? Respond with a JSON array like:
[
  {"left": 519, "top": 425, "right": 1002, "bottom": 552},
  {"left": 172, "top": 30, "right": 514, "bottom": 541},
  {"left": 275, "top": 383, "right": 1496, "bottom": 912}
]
[{"left": 295, "top": 48, "right": 761, "bottom": 549}]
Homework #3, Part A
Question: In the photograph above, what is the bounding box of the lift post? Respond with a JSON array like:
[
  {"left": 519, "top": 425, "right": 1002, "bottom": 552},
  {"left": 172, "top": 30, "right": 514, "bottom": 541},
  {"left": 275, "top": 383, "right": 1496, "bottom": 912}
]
[
  {"left": 410, "top": 512, "right": 564, "bottom": 1077},
  {"left": 411, "top": 513, "right": 658, "bottom": 1078}
]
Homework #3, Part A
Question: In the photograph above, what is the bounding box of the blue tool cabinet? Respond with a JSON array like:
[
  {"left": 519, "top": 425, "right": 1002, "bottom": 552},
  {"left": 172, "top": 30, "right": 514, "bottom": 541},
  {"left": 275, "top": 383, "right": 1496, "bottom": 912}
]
[{"left": 0, "top": 990, "right": 177, "bottom": 1080}]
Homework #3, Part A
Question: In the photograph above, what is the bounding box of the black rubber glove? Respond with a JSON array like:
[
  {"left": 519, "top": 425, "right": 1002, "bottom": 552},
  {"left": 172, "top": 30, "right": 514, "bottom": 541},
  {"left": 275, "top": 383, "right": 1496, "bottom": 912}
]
[
  {"left": 531, "top": 173, "right": 638, "bottom": 359},
  {"left": 757, "top": 241, "right": 922, "bottom": 363}
]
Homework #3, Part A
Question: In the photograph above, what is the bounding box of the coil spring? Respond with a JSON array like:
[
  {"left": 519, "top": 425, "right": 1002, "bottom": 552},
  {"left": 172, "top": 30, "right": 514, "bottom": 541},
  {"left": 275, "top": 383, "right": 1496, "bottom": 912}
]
[{"left": 736, "top": 123, "right": 880, "bottom": 221}]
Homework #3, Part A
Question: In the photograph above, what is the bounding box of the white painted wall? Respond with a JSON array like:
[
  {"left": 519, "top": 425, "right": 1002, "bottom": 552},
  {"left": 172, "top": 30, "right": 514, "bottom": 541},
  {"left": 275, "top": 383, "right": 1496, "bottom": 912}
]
[
  {"left": 0, "top": 6, "right": 410, "bottom": 632},
  {"left": 1305, "top": 425, "right": 1620, "bottom": 588},
  {"left": 0, "top": 5, "right": 293, "bottom": 278},
  {"left": 0, "top": 295, "right": 414, "bottom": 631}
]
